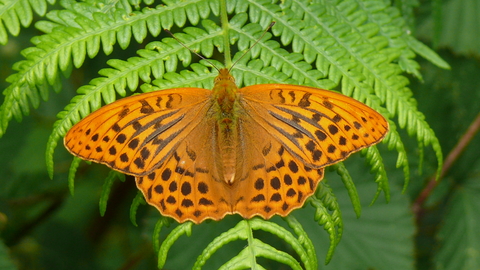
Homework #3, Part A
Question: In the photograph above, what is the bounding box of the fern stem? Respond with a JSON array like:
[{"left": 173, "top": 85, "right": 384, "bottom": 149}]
[
  {"left": 219, "top": 0, "right": 232, "bottom": 68},
  {"left": 246, "top": 219, "right": 258, "bottom": 269}
]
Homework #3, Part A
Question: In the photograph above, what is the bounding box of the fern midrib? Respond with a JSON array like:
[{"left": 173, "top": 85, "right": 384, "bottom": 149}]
[
  {"left": 4, "top": 2, "right": 207, "bottom": 119},
  {"left": 249, "top": 0, "right": 383, "bottom": 103},
  {"left": 230, "top": 25, "right": 325, "bottom": 87},
  {"left": 306, "top": 1, "right": 433, "bottom": 147},
  {"left": 219, "top": 0, "right": 232, "bottom": 67},
  {"left": 243, "top": 1, "right": 332, "bottom": 87},
  {"left": 62, "top": 31, "right": 222, "bottom": 120}
]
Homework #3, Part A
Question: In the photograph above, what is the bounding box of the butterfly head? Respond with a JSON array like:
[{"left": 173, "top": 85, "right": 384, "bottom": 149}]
[{"left": 216, "top": 68, "right": 235, "bottom": 82}]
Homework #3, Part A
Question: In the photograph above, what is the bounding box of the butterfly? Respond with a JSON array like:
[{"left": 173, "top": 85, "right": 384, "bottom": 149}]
[{"left": 64, "top": 64, "right": 389, "bottom": 224}]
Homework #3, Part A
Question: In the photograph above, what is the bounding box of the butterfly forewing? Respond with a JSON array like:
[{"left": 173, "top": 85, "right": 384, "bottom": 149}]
[
  {"left": 64, "top": 88, "right": 212, "bottom": 176},
  {"left": 239, "top": 84, "right": 389, "bottom": 168}
]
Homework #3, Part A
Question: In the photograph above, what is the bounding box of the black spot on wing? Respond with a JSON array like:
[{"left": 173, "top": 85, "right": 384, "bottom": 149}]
[
  {"left": 140, "top": 147, "right": 151, "bottom": 159},
  {"left": 119, "top": 107, "right": 129, "bottom": 118},
  {"left": 186, "top": 146, "right": 197, "bottom": 161},
  {"left": 198, "top": 182, "right": 208, "bottom": 194},
  {"left": 332, "top": 114, "right": 341, "bottom": 122},
  {"left": 270, "top": 193, "right": 281, "bottom": 202},
  {"left": 112, "top": 123, "right": 121, "bottom": 132},
  {"left": 199, "top": 198, "right": 213, "bottom": 206},
  {"left": 262, "top": 142, "right": 272, "bottom": 156},
  {"left": 165, "top": 94, "right": 176, "bottom": 109},
  {"left": 298, "top": 93, "right": 312, "bottom": 107},
  {"left": 275, "top": 90, "right": 286, "bottom": 103},
  {"left": 339, "top": 136, "right": 347, "bottom": 145},
  {"left": 322, "top": 99, "right": 333, "bottom": 109},
  {"left": 131, "top": 121, "right": 142, "bottom": 131},
  {"left": 128, "top": 138, "right": 139, "bottom": 150},
  {"left": 134, "top": 157, "right": 145, "bottom": 169},
  {"left": 251, "top": 194, "right": 266, "bottom": 202},
  {"left": 139, "top": 99, "right": 155, "bottom": 114},
  {"left": 353, "top": 121, "right": 362, "bottom": 129},
  {"left": 254, "top": 178, "right": 265, "bottom": 190},
  {"left": 328, "top": 125, "right": 339, "bottom": 135},
  {"left": 270, "top": 177, "right": 281, "bottom": 190},
  {"left": 182, "top": 199, "right": 193, "bottom": 207},
  {"left": 116, "top": 134, "right": 127, "bottom": 144}
]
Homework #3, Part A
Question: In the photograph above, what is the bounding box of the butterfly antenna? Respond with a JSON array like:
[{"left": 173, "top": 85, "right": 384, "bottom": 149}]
[
  {"left": 164, "top": 29, "right": 220, "bottom": 72},
  {"left": 229, "top": 21, "right": 275, "bottom": 71}
]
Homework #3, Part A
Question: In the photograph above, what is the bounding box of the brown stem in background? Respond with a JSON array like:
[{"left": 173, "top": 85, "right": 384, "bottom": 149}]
[{"left": 413, "top": 112, "right": 480, "bottom": 218}]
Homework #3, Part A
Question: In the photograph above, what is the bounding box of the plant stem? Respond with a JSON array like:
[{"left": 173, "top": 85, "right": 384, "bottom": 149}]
[
  {"left": 219, "top": 0, "right": 232, "bottom": 68},
  {"left": 413, "top": 112, "right": 480, "bottom": 218}
]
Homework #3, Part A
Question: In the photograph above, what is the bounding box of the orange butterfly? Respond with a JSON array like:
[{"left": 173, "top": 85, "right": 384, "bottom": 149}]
[{"left": 64, "top": 66, "right": 388, "bottom": 224}]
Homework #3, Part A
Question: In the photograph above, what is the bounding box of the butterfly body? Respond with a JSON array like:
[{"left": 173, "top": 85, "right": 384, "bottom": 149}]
[
  {"left": 212, "top": 68, "right": 242, "bottom": 184},
  {"left": 65, "top": 68, "right": 388, "bottom": 223}
]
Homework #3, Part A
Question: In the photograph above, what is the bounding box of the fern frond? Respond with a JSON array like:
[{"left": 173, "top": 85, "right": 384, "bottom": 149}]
[
  {"left": 332, "top": 163, "right": 361, "bottom": 217},
  {"left": 221, "top": 239, "right": 302, "bottom": 270},
  {"left": 311, "top": 181, "right": 343, "bottom": 263},
  {"left": 45, "top": 23, "right": 224, "bottom": 177},
  {"left": 284, "top": 216, "right": 318, "bottom": 269},
  {"left": 382, "top": 117, "right": 411, "bottom": 190},
  {"left": 99, "top": 170, "right": 125, "bottom": 216},
  {"left": 354, "top": 0, "right": 421, "bottom": 78},
  {"left": 229, "top": 14, "right": 335, "bottom": 88},
  {"left": 158, "top": 222, "right": 193, "bottom": 268},
  {"left": 67, "top": 156, "right": 82, "bottom": 195},
  {"left": 269, "top": 0, "right": 442, "bottom": 180},
  {"left": 152, "top": 217, "right": 174, "bottom": 254},
  {"left": 0, "top": 0, "right": 216, "bottom": 138},
  {"left": 189, "top": 219, "right": 315, "bottom": 270},
  {"left": 0, "top": 0, "right": 54, "bottom": 44},
  {"left": 363, "top": 145, "right": 390, "bottom": 204},
  {"left": 130, "top": 192, "right": 146, "bottom": 227}
]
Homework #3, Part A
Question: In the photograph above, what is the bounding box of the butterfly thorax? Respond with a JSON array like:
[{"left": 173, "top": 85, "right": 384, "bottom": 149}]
[{"left": 212, "top": 68, "right": 241, "bottom": 185}]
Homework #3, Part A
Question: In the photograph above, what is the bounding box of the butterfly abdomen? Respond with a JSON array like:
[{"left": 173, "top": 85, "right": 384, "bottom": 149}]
[
  {"left": 218, "top": 135, "right": 237, "bottom": 185},
  {"left": 211, "top": 69, "right": 244, "bottom": 185}
]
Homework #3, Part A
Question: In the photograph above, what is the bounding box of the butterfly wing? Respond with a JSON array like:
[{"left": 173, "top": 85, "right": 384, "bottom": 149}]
[
  {"left": 136, "top": 115, "right": 232, "bottom": 223},
  {"left": 64, "top": 88, "right": 212, "bottom": 176},
  {"left": 65, "top": 81, "right": 388, "bottom": 223},
  {"left": 231, "top": 118, "right": 325, "bottom": 218},
  {"left": 238, "top": 84, "right": 389, "bottom": 169}
]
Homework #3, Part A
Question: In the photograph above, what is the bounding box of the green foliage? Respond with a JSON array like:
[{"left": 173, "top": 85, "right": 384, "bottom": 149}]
[
  {"left": 419, "top": 0, "right": 480, "bottom": 55},
  {"left": 434, "top": 163, "right": 480, "bottom": 270},
  {"left": 310, "top": 169, "right": 415, "bottom": 269},
  {"left": 5, "top": 0, "right": 477, "bottom": 269},
  {"left": 0, "top": 239, "right": 16, "bottom": 270}
]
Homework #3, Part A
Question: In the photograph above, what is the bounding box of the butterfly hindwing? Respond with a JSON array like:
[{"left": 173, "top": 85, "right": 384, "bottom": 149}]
[
  {"left": 136, "top": 99, "right": 326, "bottom": 223},
  {"left": 135, "top": 115, "right": 232, "bottom": 223},
  {"left": 233, "top": 117, "right": 325, "bottom": 218}
]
